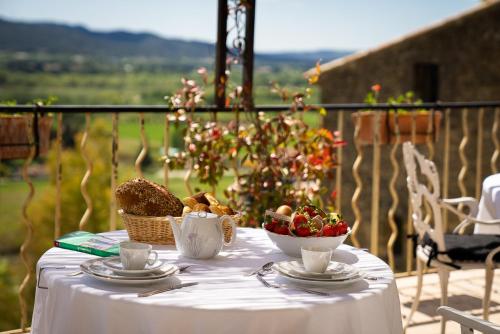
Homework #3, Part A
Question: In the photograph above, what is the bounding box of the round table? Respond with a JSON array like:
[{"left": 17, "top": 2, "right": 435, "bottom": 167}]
[{"left": 32, "top": 228, "right": 403, "bottom": 334}]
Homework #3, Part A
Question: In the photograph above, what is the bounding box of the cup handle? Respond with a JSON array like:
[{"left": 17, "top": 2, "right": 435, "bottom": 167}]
[
  {"left": 220, "top": 215, "right": 237, "bottom": 247},
  {"left": 147, "top": 251, "right": 158, "bottom": 265}
]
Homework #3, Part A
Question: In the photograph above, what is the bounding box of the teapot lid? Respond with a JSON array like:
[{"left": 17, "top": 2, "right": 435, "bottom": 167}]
[{"left": 186, "top": 211, "right": 218, "bottom": 219}]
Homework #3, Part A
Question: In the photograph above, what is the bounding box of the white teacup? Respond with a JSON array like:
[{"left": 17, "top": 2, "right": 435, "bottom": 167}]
[
  {"left": 301, "top": 246, "right": 332, "bottom": 273},
  {"left": 119, "top": 241, "right": 158, "bottom": 270}
]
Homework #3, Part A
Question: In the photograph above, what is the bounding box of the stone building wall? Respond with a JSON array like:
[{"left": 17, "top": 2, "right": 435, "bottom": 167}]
[{"left": 317, "top": 3, "right": 500, "bottom": 270}]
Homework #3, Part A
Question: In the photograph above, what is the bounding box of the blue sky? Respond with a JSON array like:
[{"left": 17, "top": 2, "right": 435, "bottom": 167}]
[{"left": 0, "top": 0, "right": 479, "bottom": 52}]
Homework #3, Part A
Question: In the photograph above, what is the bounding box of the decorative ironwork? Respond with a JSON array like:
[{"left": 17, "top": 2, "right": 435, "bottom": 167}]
[
  {"left": 227, "top": 0, "right": 247, "bottom": 64},
  {"left": 492, "top": 107, "right": 499, "bottom": 174},
  {"left": 110, "top": 112, "right": 119, "bottom": 231},
  {"left": 135, "top": 113, "right": 147, "bottom": 178},
  {"left": 79, "top": 112, "right": 93, "bottom": 230},
  {"left": 164, "top": 114, "right": 170, "bottom": 186},
  {"left": 370, "top": 111, "right": 382, "bottom": 255},
  {"left": 475, "top": 108, "right": 484, "bottom": 198},
  {"left": 18, "top": 114, "right": 35, "bottom": 332},
  {"left": 387, "top": 112, "right": 400, "bottom": 270},
  {"left": 54, "top": 112, "right": 63, "bottom": 238},
  {"left": 458, "top": 108, "right": 469, "bottom": 197},
  {"left": 350, "top": 115, "right": 363, "bottom": 248},
  {"left": 215, "top": 0, "right": 255, "bottom": 109}
]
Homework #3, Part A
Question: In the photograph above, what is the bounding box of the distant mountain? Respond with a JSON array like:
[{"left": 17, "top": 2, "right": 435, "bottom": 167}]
[
  {"left": 0, "top": 18, "right": 214, "bottom": 59},
  {"left": 0, "top": 18, "right": 352, "bottom": 67}
]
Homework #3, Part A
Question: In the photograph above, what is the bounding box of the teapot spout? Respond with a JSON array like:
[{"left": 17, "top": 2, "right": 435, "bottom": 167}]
[{"left": 167, "top": 216, "right": 181, "bottom": 243}]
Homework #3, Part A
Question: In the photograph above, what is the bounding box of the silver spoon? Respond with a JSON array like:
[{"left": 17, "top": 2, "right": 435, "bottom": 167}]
[{"left": 246, "top": 262, "right": 274, "bottom": 276}]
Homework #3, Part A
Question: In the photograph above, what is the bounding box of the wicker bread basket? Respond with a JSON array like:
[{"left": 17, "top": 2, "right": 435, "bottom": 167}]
[{"left": 119, "top": 210, "right": 239, "bottom": 245}]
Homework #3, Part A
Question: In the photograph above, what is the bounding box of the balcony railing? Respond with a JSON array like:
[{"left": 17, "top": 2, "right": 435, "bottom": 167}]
[{"left": 0, "top": 101, "right": 499, "bottom": 332}]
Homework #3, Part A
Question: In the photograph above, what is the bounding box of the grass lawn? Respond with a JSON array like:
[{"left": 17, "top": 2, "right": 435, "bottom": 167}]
[{"left": 0, "top": 178, "right": 49, "bottom": 254}]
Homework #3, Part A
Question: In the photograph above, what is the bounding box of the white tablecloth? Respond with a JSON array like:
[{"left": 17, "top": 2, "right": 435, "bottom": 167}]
[
  {"left": 475, "top": 173, "right": 500, "bottom": 234},
  {"left": 32, "top": 228, "right": 403, "bottom": 334}
]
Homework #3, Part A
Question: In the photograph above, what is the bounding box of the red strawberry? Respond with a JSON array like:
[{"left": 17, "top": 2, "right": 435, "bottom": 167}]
[
  {"left": 274, "top": 224, "right": 290, "bottom": 235},
  {"left": 322, "top": 224, "right": 336, "bottom": 237},
  {"left": 293, "top": 214, "right": 308, "bottom": 229},
  {"left": 296, "top": 225, "right": 312, "bottom": 237},
  {"left": 337, "top": 221, "right": 349, "bottom": 235},
  {"left": 303, "top": 206, "right": 316, "bottom": 217},
  {"left": 264, "top": 222, "right": 276, "bottom": 232},
  {"left": 264, "top": 218, "right": 278, "bottom": 232}
]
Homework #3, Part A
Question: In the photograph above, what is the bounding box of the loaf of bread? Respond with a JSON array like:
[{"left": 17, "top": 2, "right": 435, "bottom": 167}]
[
  {"left": 180, "top": 192, "right": 235, "bottom": 217},
  {"left": 191, "top": 192, "right": 210, "bottom": 206},
  {"left": 115, "top": 178, "right": 183, "bottom": 217}
]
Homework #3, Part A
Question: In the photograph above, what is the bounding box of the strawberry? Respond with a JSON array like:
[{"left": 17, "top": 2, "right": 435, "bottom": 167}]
[
  {"left": 303, "top": 206, "right": 317, "bottom": 217},
  {"left": 337, "top": 221, "right": 349, "bottom": 235},
  {"left": 296, "top": 225, "right": 312, "bottom": 237},
  {"left": 274, "top": 224, "right": 290, "bottom": 235},
  {"left": 293, "top": 214, "right": 308, "bottom": 229},
  {"left": 322, "top": 224, "right": 336, "bottom": 237},
  {"left": 264, "top": 217, "right": 278, "bottom": 232},
  {"left": 264, "top": 219, "right": 277, "bottom": 232}
]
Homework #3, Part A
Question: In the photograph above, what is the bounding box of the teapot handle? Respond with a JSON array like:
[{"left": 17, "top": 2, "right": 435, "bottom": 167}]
[{"left": 219, "top": 215, "right": 237, "bottom": 247}]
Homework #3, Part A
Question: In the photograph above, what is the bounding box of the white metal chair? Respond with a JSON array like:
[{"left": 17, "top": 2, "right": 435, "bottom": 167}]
[
  {"left": 437, "top": 306, "right": 500, "bottom": 334},
  {"left": 402, "top": 142, "right": 500, "bottom": 334}
]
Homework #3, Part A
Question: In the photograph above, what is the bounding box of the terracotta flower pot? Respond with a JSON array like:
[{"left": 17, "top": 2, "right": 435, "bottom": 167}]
[
  {"left": 351, "top": 112, "right": 389, "bottom": 146},
  {"left": 387, "top": 111, "right": 442, "bottom": 144},
  {"left": 351, "top": 111, "right": 442, "bottom": 146},
  {"left": 0, "top": 115, "right": 53, "bottom": 160}
]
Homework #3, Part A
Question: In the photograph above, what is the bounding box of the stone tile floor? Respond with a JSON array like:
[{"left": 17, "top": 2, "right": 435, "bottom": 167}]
[{"left": 397, "top": 269, "right": 500, "bottom": 333}]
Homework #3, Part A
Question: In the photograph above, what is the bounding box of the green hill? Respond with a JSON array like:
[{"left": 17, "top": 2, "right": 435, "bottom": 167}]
[{"left": 0, "top": 18, "right": 351, "bottom": 68}]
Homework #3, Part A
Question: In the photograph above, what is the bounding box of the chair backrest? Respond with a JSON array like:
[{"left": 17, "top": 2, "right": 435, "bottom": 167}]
[
  {"left": 437, "top": 306, "right": 500, "bottom": 334},
  {"left": 402, "top": 142, "right": 446, "bottom": 252}
]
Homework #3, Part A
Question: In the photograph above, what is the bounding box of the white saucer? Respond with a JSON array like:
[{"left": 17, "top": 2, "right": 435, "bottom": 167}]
[
  {"left": 273, "top": 260, "right": 363, "bottom": 287},
  {"left": 274, "top": 261, "right": 360, "bottom": 281},
  {"left": 81, "top": 267, "right": 174, "bottom": 285},
  {"left": 276, "top": 271, "right": 363, "bottom": 287},
  {"left": 80, "top": 258, "right": 178, "bottom": 284},
  {"left": 102, "top": 257, "right": 166, "bottom": 276}
]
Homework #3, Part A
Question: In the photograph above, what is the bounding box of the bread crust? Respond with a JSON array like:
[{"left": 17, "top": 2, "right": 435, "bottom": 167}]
[
  {"left": 191, "top": 192, "right": 210, "bottom": 206},
  {"left": 115, "top": 178, "right": 183, "bottom": 216}
]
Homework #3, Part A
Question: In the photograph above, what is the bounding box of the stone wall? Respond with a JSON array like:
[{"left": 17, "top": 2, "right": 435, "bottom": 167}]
[{"left": 317, "top": 3, "right": 500, "bottom": 270}]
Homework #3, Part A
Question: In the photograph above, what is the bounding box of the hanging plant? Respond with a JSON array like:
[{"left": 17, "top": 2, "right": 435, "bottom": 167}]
[{"left": 0, "top": 97, "right": 56, "bottom": 160}]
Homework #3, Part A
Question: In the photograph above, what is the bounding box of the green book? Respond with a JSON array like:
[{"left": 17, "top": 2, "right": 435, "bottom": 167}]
[{"left": 54, "top": 231, "right": 120, "bottom": 257}]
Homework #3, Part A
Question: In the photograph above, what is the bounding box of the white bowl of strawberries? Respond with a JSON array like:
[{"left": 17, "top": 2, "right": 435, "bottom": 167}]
[{"left": 263, "top": 205, "right": 351, "bottom": 257}]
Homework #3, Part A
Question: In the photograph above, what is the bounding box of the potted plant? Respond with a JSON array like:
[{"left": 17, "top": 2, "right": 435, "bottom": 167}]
[
  {"left": 165, "top": 65, "right": 346, "bottom": 225},
  {"left": 351, "top": 85, "right": 442, "bottom": 145},
  {"left": 0, "top": 98, "right": 55, "bottom": 160}
]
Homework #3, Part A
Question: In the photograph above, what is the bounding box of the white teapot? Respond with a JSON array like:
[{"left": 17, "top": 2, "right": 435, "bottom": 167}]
[{"left": 167, "top": 212, "right": 237, "bottom": 259}]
